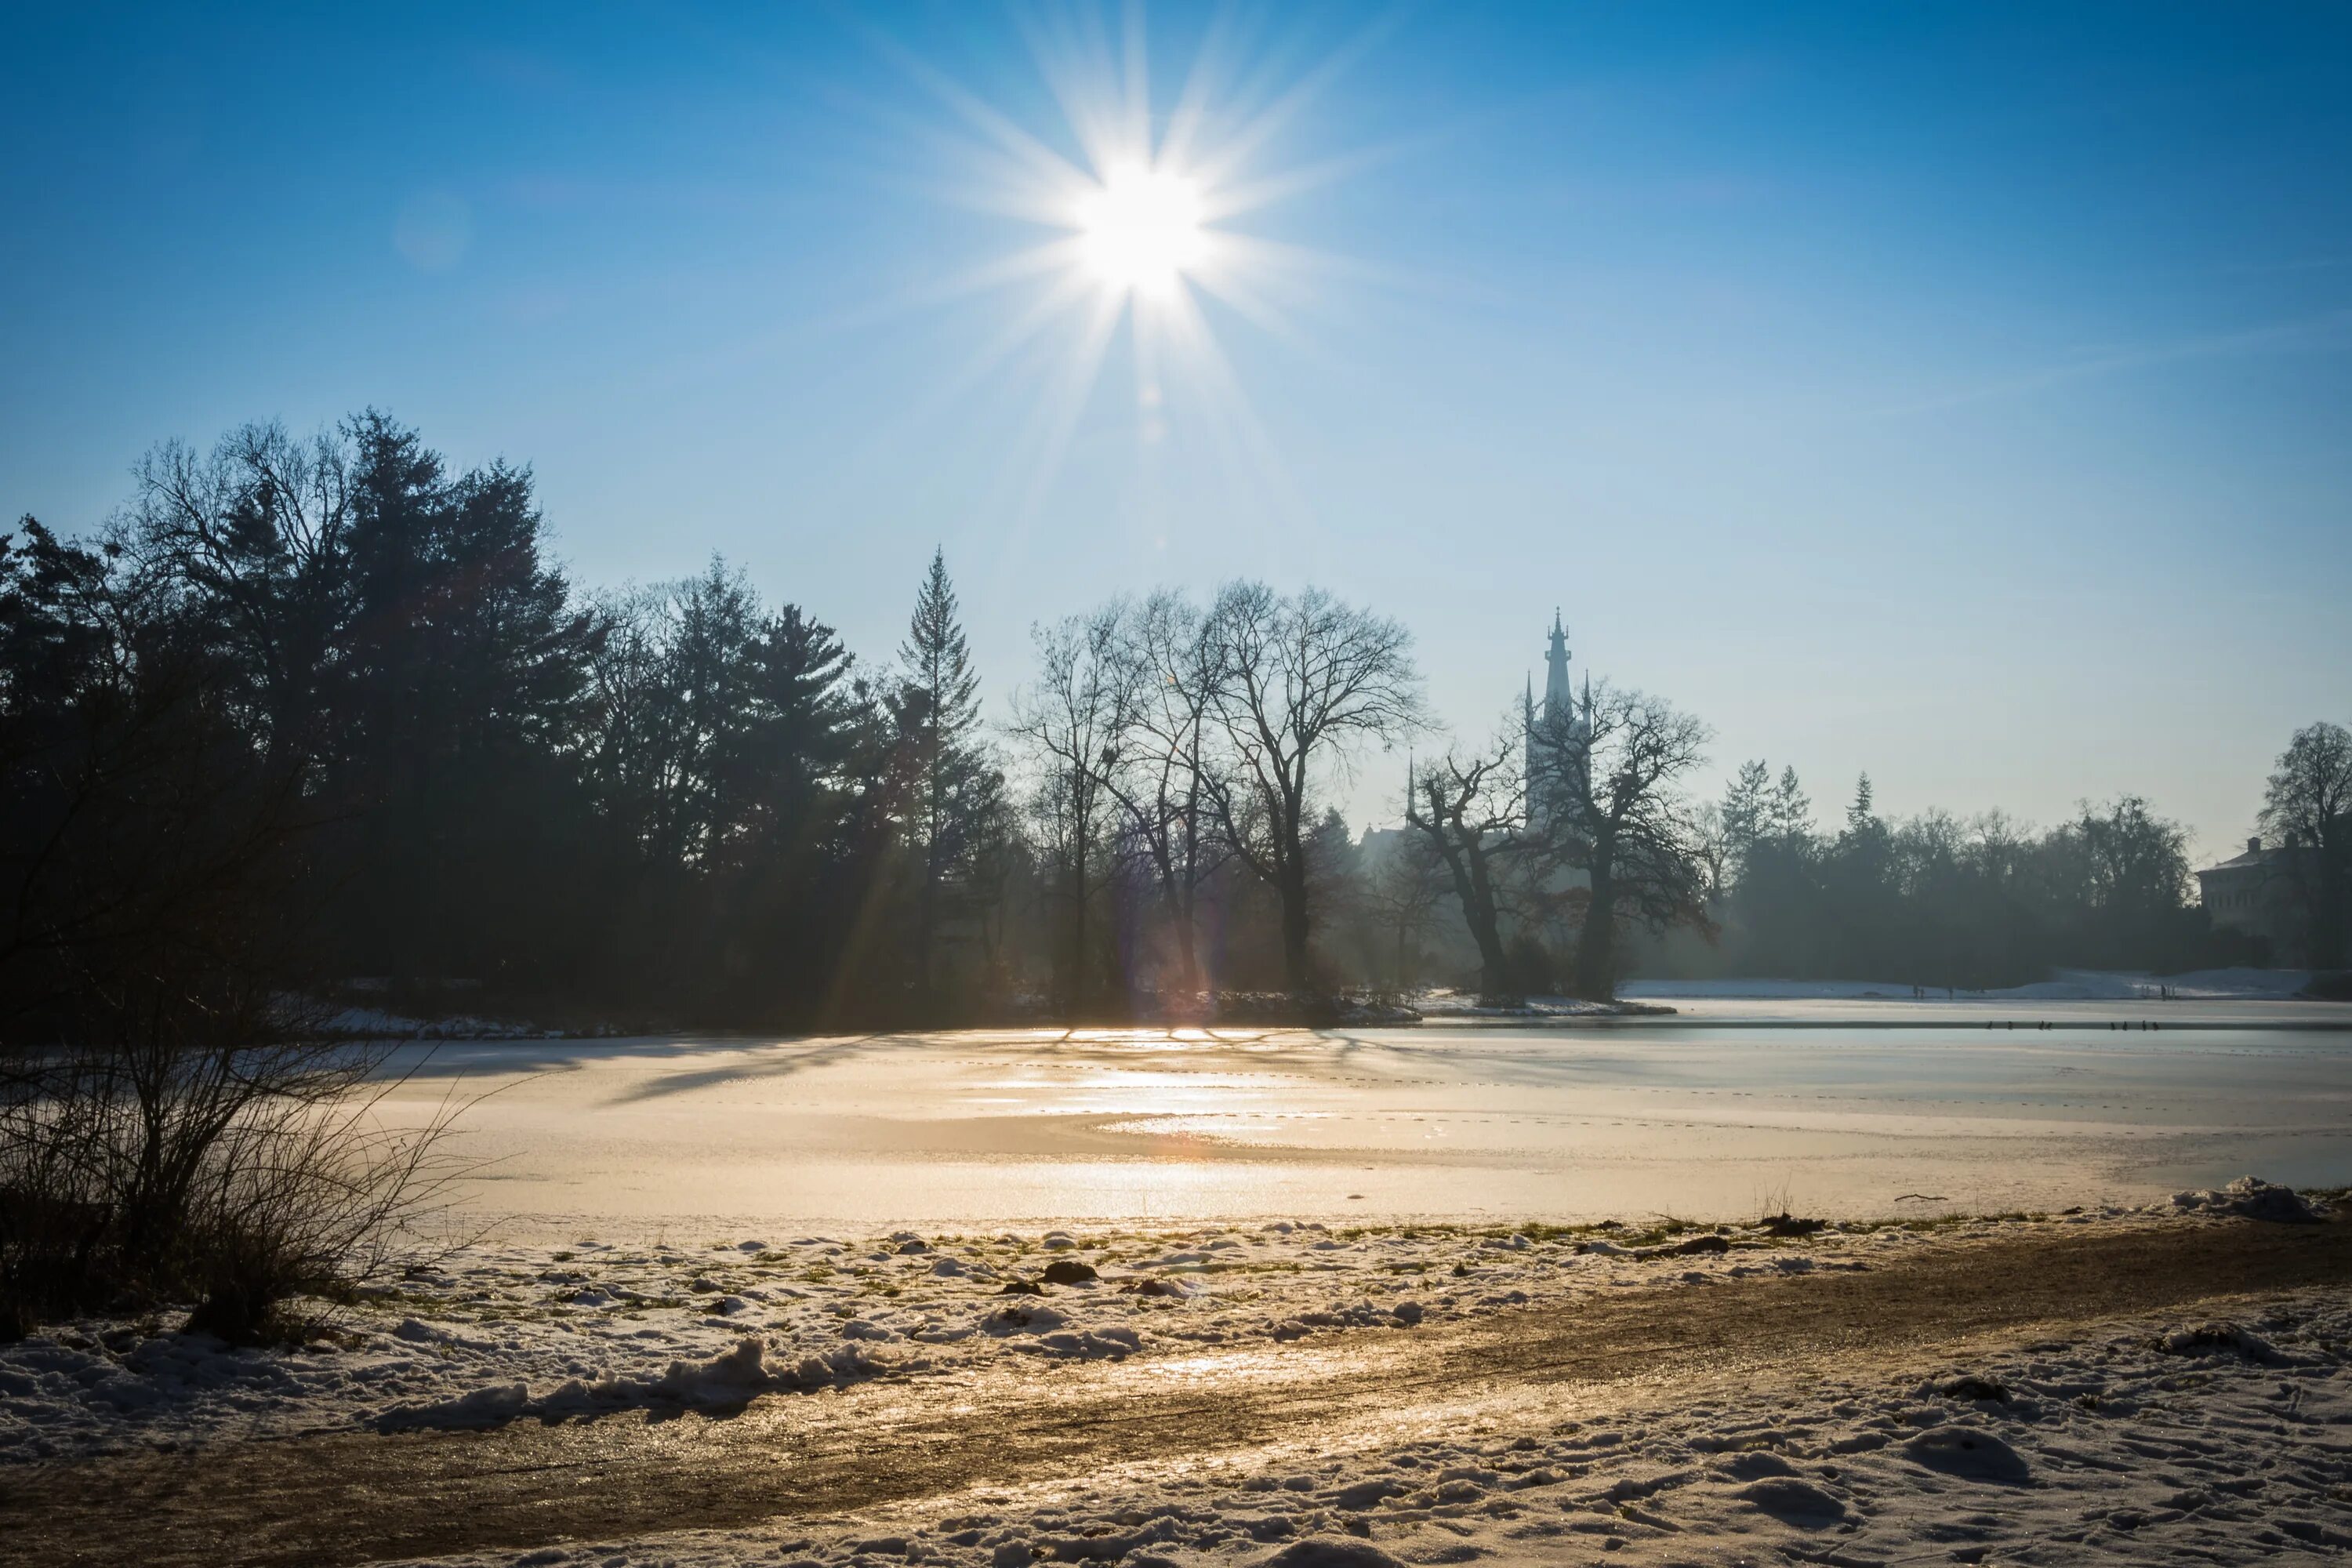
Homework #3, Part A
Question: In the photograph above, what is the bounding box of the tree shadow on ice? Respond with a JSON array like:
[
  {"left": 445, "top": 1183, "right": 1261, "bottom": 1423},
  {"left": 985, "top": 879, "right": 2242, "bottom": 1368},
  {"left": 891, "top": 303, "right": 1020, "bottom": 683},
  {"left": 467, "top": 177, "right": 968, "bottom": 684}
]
[{"left": 597, "top": 1035, "right": 898, "bottom": 1104}]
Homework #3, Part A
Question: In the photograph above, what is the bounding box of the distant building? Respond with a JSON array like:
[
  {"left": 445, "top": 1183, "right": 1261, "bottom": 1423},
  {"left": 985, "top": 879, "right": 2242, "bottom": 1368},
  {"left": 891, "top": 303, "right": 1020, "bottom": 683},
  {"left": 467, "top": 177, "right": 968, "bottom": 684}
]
[
  {"left": 1377, "top": 611, "right": 1597, "bottom": 869},
  {"left": 2196, "top": 836, "right": 2310, "bottom": 960},
  {"left": 1523, "top": 610, "right": 1592, "bottom": 838}
]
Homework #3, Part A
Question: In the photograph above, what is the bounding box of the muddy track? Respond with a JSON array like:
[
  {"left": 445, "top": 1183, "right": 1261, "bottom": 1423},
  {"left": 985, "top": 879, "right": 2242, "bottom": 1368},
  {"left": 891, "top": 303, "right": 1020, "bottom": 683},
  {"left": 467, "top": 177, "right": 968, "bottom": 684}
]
[{"left": 9, "top": 1218, "right": 2349, "bottom": 1567}]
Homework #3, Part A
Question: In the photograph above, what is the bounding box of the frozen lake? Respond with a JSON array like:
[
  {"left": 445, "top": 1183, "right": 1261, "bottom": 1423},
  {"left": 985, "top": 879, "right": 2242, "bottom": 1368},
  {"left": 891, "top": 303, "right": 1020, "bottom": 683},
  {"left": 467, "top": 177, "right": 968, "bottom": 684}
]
[{"left": 379, "top": 1005, "right": 2352, "bottom": 1241}]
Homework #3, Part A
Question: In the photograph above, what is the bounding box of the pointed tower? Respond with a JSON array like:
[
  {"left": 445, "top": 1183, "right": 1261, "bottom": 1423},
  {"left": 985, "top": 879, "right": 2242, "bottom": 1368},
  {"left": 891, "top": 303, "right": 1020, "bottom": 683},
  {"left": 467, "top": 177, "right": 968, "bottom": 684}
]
[
  {"left": 1544, "top": 609, "right": 1573, "bottom": 718},
  {"left": 1526, "top": 612, "right": 1594, "bottom": 839}
]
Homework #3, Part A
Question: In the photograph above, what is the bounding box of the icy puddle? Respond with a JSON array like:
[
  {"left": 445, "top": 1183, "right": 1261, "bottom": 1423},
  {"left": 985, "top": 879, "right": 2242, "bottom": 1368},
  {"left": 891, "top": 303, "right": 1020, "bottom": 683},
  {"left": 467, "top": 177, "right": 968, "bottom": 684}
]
[{"left": 365, "top": 1021, "right": 2352, "bottom": 1238}]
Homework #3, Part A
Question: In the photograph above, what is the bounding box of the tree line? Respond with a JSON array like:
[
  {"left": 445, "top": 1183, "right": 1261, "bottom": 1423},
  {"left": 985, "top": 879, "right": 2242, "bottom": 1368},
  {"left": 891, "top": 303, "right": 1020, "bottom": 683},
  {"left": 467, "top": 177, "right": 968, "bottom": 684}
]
[
  {"left": 5, "top": 412, "right": 2344, "bottom": 1042},
  {"left": 1670, "top": 775, "right": 2240, "bottom": 989},
  {"left": 1668, "top": 722, "right": 2349, "bottom": 988},
  {"left": 0, "top": 413, "right": 1459, "bottom": 1036}
]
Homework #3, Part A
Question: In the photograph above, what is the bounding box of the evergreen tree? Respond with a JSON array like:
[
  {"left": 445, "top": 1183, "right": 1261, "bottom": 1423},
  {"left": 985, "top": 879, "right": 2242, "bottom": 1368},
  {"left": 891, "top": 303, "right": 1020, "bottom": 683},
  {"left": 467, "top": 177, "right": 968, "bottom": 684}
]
[
  {"left": 662, "top": 558, "right": 763, "bottom": 868},
  {"left": 1714, "top": 759, "right": 1771, "bottom": 887},
  {"left": 327, "top": 412, "right": 600, "bottom": 984},
  {"left": 894, "top": 549, "right": 989, "bottom": 997},
  {"left": 1844, "top": 772, "right": 1875, "bottom": 836},
  {"left": 1769, "top": 765, "right": 1813, "bottom": 843}
]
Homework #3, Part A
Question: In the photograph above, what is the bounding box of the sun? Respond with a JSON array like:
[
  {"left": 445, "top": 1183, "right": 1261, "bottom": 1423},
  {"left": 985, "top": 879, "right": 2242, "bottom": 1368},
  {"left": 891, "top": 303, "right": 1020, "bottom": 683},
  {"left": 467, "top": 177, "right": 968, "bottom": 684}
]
[
  {"left": 1073, "top": 162, "right": 1210, "bottom": 299},
  {"left": 855, "top": 5, "right": 1372, "bottom": 512}
]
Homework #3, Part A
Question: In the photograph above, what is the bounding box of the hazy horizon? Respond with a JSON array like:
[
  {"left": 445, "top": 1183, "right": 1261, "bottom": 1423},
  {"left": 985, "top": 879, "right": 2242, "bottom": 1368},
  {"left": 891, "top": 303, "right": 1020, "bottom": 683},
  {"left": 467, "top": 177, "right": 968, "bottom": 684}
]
[{"left": 6, "top": 2, "right": 2348, "bottom": 864}]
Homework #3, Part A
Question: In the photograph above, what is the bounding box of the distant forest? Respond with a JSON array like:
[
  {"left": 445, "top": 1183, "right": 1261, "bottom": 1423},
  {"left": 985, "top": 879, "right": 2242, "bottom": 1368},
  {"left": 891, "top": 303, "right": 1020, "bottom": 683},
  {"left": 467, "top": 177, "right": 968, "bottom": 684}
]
[{"left": 4, "top": 414, "right": 2345, "bottom": 1033}]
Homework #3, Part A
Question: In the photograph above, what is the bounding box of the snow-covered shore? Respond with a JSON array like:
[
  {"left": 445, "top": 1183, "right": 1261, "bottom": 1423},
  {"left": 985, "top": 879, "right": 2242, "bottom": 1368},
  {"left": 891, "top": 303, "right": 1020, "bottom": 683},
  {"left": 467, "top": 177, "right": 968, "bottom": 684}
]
[
  {"left": 1621, "top": 966, "right": 2318, "bottom": 1004},
  {"left": 1, "top": 1183, "right": 2329, "bottom": 1467},
  {"left": 398, "top": 1282, "right": 2352, "bottom": 1568}
]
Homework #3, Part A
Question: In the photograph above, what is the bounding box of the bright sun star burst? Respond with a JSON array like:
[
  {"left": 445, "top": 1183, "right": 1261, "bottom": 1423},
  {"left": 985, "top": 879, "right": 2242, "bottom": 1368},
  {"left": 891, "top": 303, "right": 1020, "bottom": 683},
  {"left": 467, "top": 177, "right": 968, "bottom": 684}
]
[
  {"left": 866, "top": 5, "right": 1372, "bottom": 514},
  {"left": 1073, "top": 162, "right": 1210, "bottom": 299}
]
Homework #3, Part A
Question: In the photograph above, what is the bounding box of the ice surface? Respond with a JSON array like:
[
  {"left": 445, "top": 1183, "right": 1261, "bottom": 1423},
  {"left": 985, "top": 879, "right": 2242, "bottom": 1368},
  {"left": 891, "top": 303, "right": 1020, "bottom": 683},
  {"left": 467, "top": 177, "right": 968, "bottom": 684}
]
[{"left": 345, "top": 1014, "right": 2352, "bottom": 1237}]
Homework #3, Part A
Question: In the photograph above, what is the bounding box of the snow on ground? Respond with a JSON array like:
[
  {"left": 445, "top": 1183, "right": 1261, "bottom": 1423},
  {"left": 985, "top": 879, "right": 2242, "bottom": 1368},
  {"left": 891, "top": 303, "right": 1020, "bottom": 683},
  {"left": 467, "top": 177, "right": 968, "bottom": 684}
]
[
  {"left": 323, "top": 1006, "right": 627, "bottom": 1040},
  {"left": 1410, "top": 993, "right": 1654, "bottom": 1019},
  {"left": 393, "top": 1281, "right": 2352, "bottom": 1568},
  {"left": 0, "top": 1189, "right": 2322, "bottom": 1465},
  {"left": 1621, "top": 967, "right": 2316, "bottom": 1003}
]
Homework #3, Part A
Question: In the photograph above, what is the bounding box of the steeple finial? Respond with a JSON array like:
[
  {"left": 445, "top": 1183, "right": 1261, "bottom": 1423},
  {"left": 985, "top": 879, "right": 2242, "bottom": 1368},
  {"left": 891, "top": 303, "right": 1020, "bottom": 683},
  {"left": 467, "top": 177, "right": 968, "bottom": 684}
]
[{"left": 1542, "top": 614, "right": 1572, "bottom": 710}]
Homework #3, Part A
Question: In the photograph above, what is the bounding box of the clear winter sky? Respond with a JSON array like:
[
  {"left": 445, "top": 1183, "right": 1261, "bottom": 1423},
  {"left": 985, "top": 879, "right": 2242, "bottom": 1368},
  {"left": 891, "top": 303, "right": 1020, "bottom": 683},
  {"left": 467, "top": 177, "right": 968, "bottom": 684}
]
[{"left": 4, "top": 3, "right": 2348, "bottom": 862}]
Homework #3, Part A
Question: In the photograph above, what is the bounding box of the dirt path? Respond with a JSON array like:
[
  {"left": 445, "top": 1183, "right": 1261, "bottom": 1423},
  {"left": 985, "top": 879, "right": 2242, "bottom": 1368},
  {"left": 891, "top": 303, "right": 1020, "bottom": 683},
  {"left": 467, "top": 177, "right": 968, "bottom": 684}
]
[{"left": 9, "top": 1217, "right": 2349, "bottom": 1567}]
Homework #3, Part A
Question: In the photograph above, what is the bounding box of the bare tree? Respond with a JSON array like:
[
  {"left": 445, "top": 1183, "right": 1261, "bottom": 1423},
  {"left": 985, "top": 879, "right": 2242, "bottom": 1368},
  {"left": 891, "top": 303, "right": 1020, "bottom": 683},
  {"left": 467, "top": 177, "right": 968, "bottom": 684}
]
[
  {"left": 1405, "top": 725, "right": 1536, "bottom": 999},
  {"left": 1535, "top": 682, "right": 1714, "bottom": 1000},
  {"left": 116, "top": 422, "right": 356, "bottom": 771},
  {"left": 2262, "top": 720, "right": 2352, "bottom": 967},
  {"left": 1009, "top": 606, "right": 1126, "bottom": 1007},
  {"left": 1359, "top": 830, "right": 1450, "bottom": 991},
  {"left": 1098, "top": 591, "right": 1228, "bottom": 997},
  {"left": 1206, "top": 584, "right": 1425, "bottom": 993}
]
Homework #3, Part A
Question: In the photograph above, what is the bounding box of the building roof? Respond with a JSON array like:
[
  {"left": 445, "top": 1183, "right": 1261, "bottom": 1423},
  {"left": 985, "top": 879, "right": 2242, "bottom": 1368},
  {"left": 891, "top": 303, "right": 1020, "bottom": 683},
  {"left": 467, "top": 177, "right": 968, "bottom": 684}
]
[
  {"left": 2198, "top": 839, "right": 2309, "bottom": 877},
  {"left": 2200, "top": 848, "right": 2268, "bottom": 874}
]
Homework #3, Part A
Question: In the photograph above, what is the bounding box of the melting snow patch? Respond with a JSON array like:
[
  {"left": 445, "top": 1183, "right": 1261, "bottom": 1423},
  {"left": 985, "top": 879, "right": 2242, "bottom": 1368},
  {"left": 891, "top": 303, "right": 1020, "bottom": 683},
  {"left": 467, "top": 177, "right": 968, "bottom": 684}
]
[
  {"left": 1258, "top": 1541, "right": 1410, "bottom": 1568},
  {"left": 2155, "top": 1321, "right": 2286, "bottom": 1363},
  {"left": 1902, "top": 1425, "right": 2031, "bottom": 1484},
  {"left": 1736, "top": 1475, "right": 1847, "bottom": 1524},
  {"left": 2160, "top": 1176, "right": 2326, "bottom": 1224},
  {"left": 379, "top": 1337, "right": 895, "bottom": 1430}
]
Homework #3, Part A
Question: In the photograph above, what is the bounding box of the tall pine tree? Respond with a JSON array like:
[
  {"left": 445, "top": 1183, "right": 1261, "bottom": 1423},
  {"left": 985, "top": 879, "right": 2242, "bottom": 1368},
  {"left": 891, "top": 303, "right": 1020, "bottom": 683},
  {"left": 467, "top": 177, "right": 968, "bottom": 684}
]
[{"left": 892, "top": 549, "right": 993, "bottom": 997}]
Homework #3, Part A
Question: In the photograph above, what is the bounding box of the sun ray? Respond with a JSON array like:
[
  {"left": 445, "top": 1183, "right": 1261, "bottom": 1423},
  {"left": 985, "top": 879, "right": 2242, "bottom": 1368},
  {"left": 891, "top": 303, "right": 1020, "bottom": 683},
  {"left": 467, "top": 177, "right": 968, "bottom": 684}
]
[
  {"left": 854, "top": 18, "right": 1098, "bottom": 206},
  {"left": 838, "top": 266, "right": 1108, "bottom": 477},
  {"left": 1183, "top": 9, "right": 1403, "bottom": 191},
  {"left": 968, "top": 285, "right": 1131, "bottom": 611},
  {"left": 814, "top": 238, "right": 1086, "bottom": 338},
  {"left": 840, "top": 2, "right": 1388, "bottom": 528}
]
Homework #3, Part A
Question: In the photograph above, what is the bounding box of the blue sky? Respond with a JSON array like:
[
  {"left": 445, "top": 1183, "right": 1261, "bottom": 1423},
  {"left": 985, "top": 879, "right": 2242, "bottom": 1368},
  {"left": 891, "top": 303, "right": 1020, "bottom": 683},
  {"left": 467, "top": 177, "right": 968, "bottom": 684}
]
[{"left": 4, "top": 2, "right": 2348, "bottom": 860}]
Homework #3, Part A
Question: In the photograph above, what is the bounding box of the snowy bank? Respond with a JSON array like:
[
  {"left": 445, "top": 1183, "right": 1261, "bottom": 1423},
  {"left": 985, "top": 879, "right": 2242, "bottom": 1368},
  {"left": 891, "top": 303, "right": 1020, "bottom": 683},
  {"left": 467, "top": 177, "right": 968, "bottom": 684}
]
[
  {"left": 1621, "top": 966, "right": 2317, "bottom": 1003},
  {"left": 390, "top": 1283, "right": 2352, "bottom": 1568},
  {"left": 2, "top": 1185, "right": 2329, "bottom": 1464}
]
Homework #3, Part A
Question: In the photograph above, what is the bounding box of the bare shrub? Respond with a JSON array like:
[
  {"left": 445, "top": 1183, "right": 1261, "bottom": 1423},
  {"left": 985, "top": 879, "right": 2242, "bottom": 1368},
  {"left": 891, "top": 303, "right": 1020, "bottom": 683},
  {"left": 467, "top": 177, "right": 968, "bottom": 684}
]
[
  {"left": 180, "top": 1069, "right": 472, "bottom": 1344},
  {"left": 1, "top": 979, "right": 471, "bottom": 1343}
]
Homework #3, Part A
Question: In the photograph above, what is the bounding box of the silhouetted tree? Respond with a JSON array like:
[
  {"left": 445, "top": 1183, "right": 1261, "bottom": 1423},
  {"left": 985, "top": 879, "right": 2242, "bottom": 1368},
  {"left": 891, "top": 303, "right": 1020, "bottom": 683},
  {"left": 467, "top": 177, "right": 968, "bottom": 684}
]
[
  {"left": 1359, "top": 829, "right": 1450, "bottom": 990},
  {"left": 1711, "top": 759, "right": 1772, "bottom": 892},
  {"left": 118, "top": 422, "right": 354, "bottom": 773},
  {"left": 1011, "top": 606, "right": 1125, "bottom": 1007},
  {"left": 1537, "top": 683, "right": 1712, "bottom": 999},
  {"left": 1207, "top": 583, "right": 1424, "bottom": 992},
  {"left": 2261, "top": 720, "right": 2352, "bottom": 967},
  {"left": 1100, "top": 591, "right": 1229, "bottom": 997},
  {"left": 1405, "top": 726, "right": 1534, "bottom": 998},
  {"left": 893, "top": 550, "right": 991, "bottom": 1000}
]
